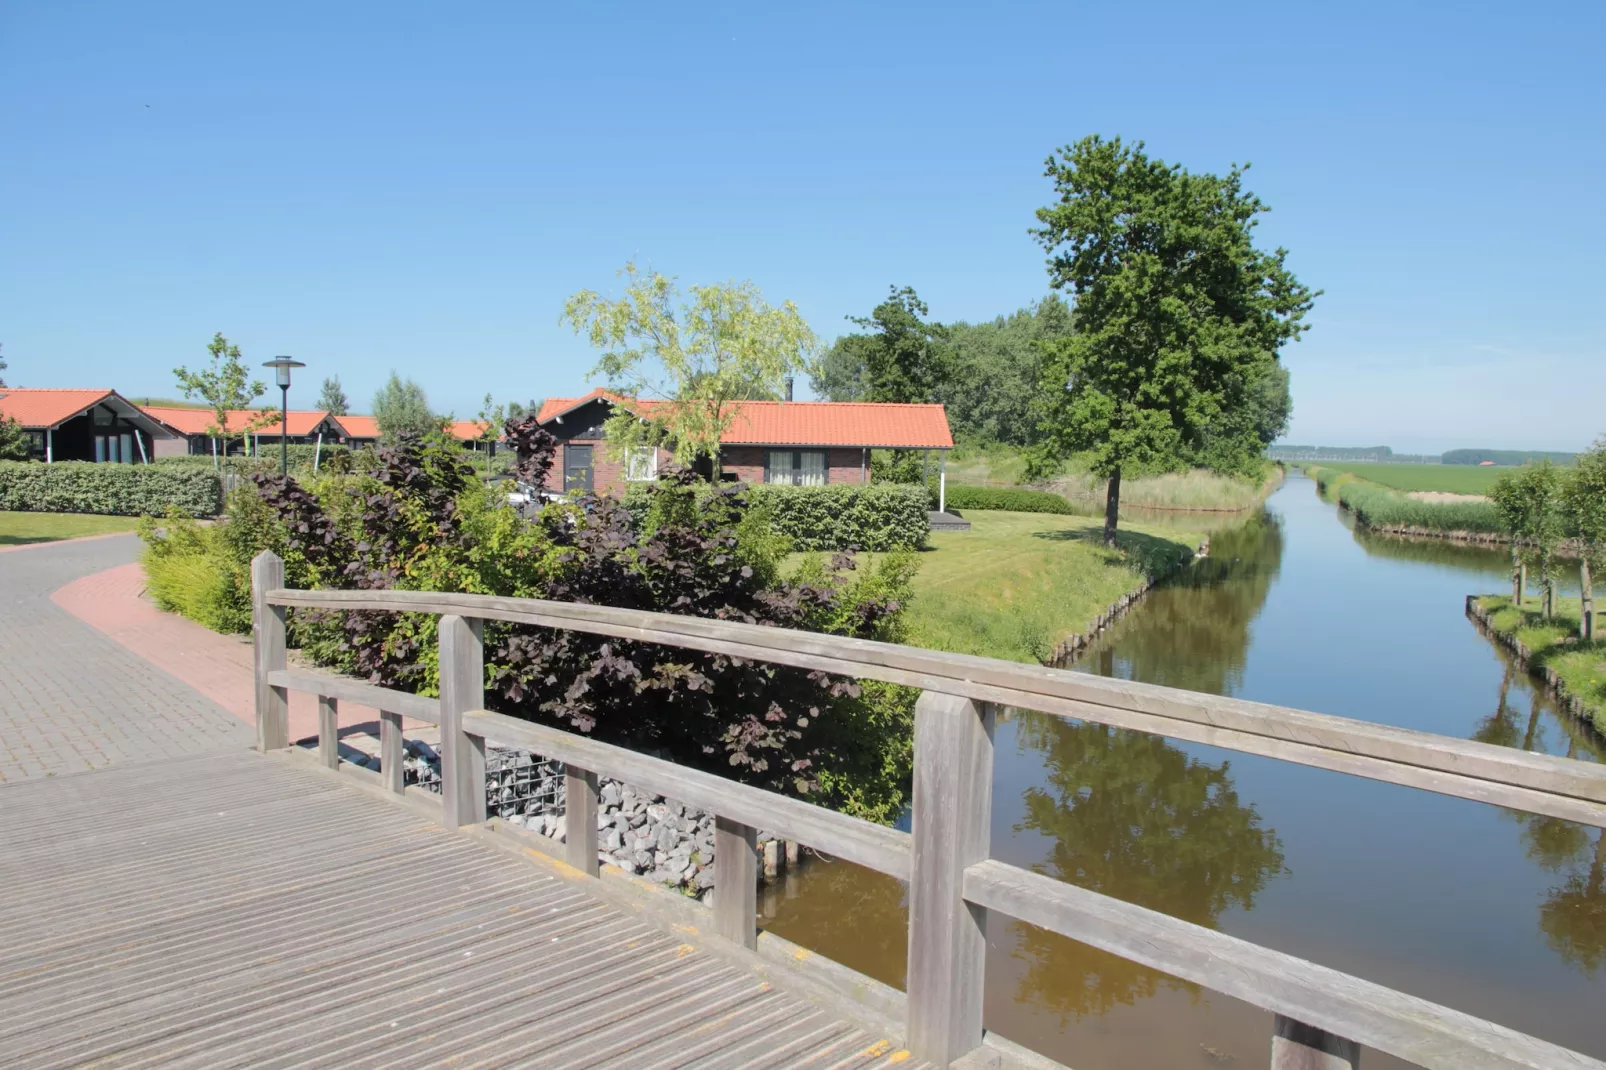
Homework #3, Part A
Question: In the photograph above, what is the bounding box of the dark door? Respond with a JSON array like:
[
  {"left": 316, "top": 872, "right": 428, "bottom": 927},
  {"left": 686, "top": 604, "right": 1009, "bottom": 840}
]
[{"left": 564, "top": 444, "right": 594, "bottom": 493}]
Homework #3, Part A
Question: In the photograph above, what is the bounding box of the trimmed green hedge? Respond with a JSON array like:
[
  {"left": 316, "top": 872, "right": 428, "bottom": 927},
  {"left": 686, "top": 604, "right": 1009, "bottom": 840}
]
[
  {"left": 156, "top": 442, "right": 352, "bottom": 472},
  {"left": 0, "top": 461, "right": 224, "bottom": 517},
  {"left": 747, "top": 483, "right": 929, "bottom": 551},
  {"left": 943, "top": 483, "right": 1076, "bottom": 515}
]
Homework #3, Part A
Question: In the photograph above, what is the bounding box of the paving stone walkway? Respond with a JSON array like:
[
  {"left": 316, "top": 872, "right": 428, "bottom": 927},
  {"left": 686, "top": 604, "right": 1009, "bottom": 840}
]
[{"left": 0, "top": 535, "right": 250, "bottom": 781}]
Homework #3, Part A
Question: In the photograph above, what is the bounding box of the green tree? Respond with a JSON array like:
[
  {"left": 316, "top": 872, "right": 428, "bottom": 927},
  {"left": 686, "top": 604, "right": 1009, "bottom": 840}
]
[
  {"left": 173, "top": 332, "right": 273, "bottom": 461},
  {"left": 810, "top": 333, "right": 874, "bottom": 401},
  {"left": 0, "top": 341, "right": 8, "bottom": 387},
  {"left": 504, "top": 398, "right": 545, "bottom": 422},
  {"left": 940, "top": 295, "right": 1073, "bottom": 446},
  {"left": 317, "top": 376, "right": 350, "bottom": 416},
  {"left": 0, "top": 415, "right": 30, "bottom": 461},
  {"left": 1561, "top": 436, "right": 1606, "bottom": 640},
  {"left": 562, "top": 262, "right": 817, "bottom": 482},
  {"left": 1031, "top": 136, "right": 1316, "bottom": 546},
  {"left": 854, "top": 286, "right": 944, "bottom": 404},
  {"left": 1190, "top": 360, "right": 1293, "bottom": 476},
  {"left": 372, "top": 373, "right": 435, "bottom": 443},
  {"left": 1491, "top": 462, "right": 1567, "bottom": 619}
]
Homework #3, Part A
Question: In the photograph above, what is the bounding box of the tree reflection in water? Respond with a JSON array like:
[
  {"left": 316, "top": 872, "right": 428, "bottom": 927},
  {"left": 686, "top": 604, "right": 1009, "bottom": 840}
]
[
  {"left": 1471, "top": 656, "right": 1606, "bottom": 976},
  {"left": 1064, "top": 510, "right": 1284, "bottom": 697},
  {"left": 1008, "top": 714, "right": 1288, "bottom": 1021}
]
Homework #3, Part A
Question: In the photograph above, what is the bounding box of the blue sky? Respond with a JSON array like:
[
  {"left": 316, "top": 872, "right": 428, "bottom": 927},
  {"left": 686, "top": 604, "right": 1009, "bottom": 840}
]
[{"left": 2, "top": 1, "right": 1601, "bottom": 454}]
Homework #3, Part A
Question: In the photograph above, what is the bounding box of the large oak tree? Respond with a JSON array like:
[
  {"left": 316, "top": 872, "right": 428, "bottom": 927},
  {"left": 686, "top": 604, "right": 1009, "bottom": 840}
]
[{"left": 1032, "top": 136, "right": 1316, "bottom": 546}]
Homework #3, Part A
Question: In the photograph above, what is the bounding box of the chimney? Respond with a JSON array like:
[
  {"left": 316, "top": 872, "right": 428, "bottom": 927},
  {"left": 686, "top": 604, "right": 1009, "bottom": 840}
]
[{"left": 783, "top": 376, "right": 794, "bottom": 402}]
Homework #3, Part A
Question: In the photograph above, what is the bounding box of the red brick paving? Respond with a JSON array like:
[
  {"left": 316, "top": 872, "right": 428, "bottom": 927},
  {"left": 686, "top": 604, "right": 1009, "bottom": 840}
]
[{"left": 52, "top": 561, "right": 398, "bottom": 746}]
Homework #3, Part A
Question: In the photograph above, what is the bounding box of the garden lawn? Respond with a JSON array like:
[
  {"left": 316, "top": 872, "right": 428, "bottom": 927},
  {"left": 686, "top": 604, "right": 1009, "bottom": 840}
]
[
  {"left": 1304, "top": 462, "right": 1505, "bottom": 495},
  {"left": 0, "top": 511, "right": 142, "bottom": 546},
  {"left": 1474, "top": 595, "right": 1606, "bottom": 737},
  {"left": 856, "top": 511, "right": 1202, "bottom": 663}
]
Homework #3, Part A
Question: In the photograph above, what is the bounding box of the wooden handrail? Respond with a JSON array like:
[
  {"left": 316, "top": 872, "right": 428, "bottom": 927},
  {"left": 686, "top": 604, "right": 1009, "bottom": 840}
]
[
  {"left": 252, "top": 557, "right": 1606, "bottom": 1070},
  {"left": 264, "top": 586, "right": 1606, "bottom": 825}
]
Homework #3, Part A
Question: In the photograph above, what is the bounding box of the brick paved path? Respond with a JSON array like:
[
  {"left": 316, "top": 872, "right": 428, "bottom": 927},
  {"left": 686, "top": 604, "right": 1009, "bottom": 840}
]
[{"left": 0, "top": 535, "right": 249, "bottom": 781}]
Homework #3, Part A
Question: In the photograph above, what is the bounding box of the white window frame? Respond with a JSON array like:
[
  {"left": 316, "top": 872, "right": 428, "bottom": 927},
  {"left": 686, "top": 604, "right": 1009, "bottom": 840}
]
[{"left": 625, "top": 445, "right": 659, "bottom": 482}]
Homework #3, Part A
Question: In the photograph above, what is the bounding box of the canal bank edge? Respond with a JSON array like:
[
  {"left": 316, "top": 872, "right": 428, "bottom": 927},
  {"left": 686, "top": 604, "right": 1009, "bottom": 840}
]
[
  {"left": 1466, "top": 595, "right": 1606, "bottom": 739},
  {"left": 1048, "top": 536, "right": 1210, "bottom": 666}
]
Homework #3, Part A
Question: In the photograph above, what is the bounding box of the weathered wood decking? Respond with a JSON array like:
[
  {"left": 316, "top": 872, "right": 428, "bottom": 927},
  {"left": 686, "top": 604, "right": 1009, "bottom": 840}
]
[{"left": 0, "top": 749, "right": 928, "bottom": 1070}]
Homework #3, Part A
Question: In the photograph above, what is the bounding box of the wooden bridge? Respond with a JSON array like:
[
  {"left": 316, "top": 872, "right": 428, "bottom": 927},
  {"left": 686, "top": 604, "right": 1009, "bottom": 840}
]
[{"left": 4, "top": 550, "right": 1606, "bottom": 1069}]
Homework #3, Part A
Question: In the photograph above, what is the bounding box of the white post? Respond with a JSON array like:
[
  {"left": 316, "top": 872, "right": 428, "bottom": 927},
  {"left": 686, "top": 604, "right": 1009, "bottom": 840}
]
[
  {"left": 211, "top": 437, "right": 218, "bottom": 468},
  {"left": 313, "top": 431, "right": 323, "bottom": 472},
  {"left": 45, "top": 428, "right": 53, "bottom": 463},
  {"left": 939, "top": 452, "right": 947, "bottom": 514},
  {"left": 136, "top": 431, "right": 149, "bottom": 465}
]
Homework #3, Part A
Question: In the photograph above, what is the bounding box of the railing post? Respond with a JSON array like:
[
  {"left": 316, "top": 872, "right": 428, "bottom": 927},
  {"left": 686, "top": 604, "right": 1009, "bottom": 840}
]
[
  {"left": 1271, "top": 1015, "right": 1360, "bottom": 1069},
  {"left": 565, "top": 765, "right": 599, "bottom": 876},
  {"left": 318, "top": 695, "right": 339, "bottom": 769},
  {"left": 379, "top": 710, "right": 405, "bottom": 794},
  {"left": 714, "top": 816, "right": 759, "bottom": 950},
  {"left": 251, "top": 552, "right": 288, "bottom": 752},
  {"left": 438, "top": 614, "right": 486, "bottom": 828},
  {"left": 906, "top": 691, "right": 994, "bottom": 1066}
]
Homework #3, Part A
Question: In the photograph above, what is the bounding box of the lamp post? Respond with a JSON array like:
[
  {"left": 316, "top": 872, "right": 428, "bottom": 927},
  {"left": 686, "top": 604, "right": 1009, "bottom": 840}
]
[{"left": 262, "top": 357, "right": 305, "bottom": 477}]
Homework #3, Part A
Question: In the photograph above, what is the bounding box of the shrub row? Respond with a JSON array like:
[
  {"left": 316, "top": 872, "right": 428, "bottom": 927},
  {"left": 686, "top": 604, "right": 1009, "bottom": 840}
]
[
  {"left": 746, "top": 483, "right": 929, "bottom": 552},
  {"left": 1306, "top": 465, "right": 1503, "bottom": 534},
  {"left": 155, "top": 442, "right": 353, "bottom": 472},
  {"left": 942, "top": 483, "right": 1077, "bottom": 515},
  {"left": 0, "top": 461, "right": 224, "bottom": 517}
]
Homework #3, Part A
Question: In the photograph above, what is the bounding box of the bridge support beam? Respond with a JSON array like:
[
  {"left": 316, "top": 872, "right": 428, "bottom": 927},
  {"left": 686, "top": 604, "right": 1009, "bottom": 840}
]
[
  {"left": 907, "top": 691, "right": 994, "bottom": 1066},
  {"left": 1271, "top": 1015, "right": 1361, "bottom": 1069},
  {"left": 251, "top": 552, "right": 288, "bottom": 752},
  {"left": 440, "top": 614, "right": 487, "bottom": 828},
  {"left": 714, "top": 817, "right": 759, "bottom": 950}
]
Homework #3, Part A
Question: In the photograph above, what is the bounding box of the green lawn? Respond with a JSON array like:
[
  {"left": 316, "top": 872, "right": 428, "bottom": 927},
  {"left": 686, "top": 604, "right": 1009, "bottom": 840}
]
[
  {"left": 1303, "top": 462, "right": 1505, "bottom": 495},
  {"left": 0, "top": 511, "right": 143, "bottom": 546},
  {"left": 1475, "top": 595, "right": 1605, "bottom": 737},
  {"left": 865, "top": 511, "right": 1203, "bottom": 663}
]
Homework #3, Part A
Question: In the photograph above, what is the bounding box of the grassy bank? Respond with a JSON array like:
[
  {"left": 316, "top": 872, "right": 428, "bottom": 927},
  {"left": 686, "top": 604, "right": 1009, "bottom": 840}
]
[
  {"left": 1472, "top": 595, "right": 1605, "bottom": 737},
  {"left": 841, "top": 510, "right": 1203, "bottom": 663},
  {"left": 1302, "top": 461, "right": 1504, "bottom": 495},
  {"left": 0, "top": 511, "right": 142, "bottom": 546},
  {"left": 1304, "top": 464, "right": 1503, "bottom": 536}
]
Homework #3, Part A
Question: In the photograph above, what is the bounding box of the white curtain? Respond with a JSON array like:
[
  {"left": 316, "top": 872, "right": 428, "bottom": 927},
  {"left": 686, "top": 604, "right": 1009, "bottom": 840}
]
[{"left": 798, "top": 451, "right": 826, "bottom": 486}]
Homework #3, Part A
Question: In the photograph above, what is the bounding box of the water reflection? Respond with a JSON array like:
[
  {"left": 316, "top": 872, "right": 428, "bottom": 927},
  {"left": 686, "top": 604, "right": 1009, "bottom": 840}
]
[
  {"left": 1008, "top": 715, "right": 1287, "bottom": 1020},
  {"left": 1472, "top": 659, "right": 1606, "bottom": 977},
  {"left": 1063, "top": 510, "right": 1283, "bottom": 697}
]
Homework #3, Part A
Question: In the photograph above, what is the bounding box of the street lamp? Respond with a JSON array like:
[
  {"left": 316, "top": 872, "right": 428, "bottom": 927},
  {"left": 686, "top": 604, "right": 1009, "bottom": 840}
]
[{"left": 262, "top": 357, "right": 305, "bottom": 477}]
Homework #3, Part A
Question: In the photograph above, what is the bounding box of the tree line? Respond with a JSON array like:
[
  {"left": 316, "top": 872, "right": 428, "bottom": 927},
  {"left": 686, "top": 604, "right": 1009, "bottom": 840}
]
[
  {"left": 1490, "top": 438, "right": 1606, "bottom": 640},
  {"left": 809, "top": 137, "right": 1312, "bottom": 545}
]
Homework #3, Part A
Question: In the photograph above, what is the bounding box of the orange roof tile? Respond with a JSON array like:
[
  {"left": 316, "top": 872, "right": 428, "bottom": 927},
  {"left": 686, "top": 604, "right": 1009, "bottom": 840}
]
[
  {"left": 0, "top": 388, "right": 118, "bottom": 428},
  {"left": 141, "top": 405, "right": 334, "bottom": 437},
  {"left": 332, "top": 414, "right": 380, "bottom": 440},
  {"left": 449, "top": 419, "right": 497, "bottom": 441},
  {"left": 537, "top": 388, "right": 953, "bottom": 449}
]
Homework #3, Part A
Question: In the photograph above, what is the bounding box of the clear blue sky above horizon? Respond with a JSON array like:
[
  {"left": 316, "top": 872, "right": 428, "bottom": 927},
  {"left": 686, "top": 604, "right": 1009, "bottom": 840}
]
[{"left": 3, "top": 1, "right": 1601, "bottom": 454}]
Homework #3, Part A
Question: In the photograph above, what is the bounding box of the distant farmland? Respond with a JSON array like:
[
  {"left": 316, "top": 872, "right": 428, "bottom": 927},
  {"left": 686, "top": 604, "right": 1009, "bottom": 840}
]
[{"left": 1295, "top": 462, "right": 1503, "bottom": 495}]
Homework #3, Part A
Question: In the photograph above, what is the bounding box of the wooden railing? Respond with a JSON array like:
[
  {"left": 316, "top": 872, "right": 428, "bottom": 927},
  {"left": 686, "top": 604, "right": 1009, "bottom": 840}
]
[{"left": 251, "top": 551, "right": 1606, "bottom": 1070}]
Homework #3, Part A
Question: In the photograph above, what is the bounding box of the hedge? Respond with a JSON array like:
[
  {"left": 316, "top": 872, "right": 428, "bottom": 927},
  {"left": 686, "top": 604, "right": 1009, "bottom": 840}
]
[
  {"left": 942, "top": 483, "right": 1076, "bottom": 515},
  {"left": 0, "top": 461, "right": 224, "bottom": 517},
  {"left": 746, "top": 483, "right": 929, "bottom": 551},
  {"left": 156, "top": 442, "right": 352, "bottom": 472}
]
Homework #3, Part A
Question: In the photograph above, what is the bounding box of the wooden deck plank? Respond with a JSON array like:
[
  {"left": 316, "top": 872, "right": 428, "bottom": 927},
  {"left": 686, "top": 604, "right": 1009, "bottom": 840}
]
[{"left": 0, "top": 750, "right": 930, "bottom": 1070}]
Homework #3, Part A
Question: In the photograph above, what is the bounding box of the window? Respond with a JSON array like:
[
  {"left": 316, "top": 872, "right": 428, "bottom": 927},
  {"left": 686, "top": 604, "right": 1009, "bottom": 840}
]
[
  {"left": 766, "top": 449, "right": 828, "bottom": 486},
  {"left": 625, "top": 445, "right": 658, "bottom": 482}
]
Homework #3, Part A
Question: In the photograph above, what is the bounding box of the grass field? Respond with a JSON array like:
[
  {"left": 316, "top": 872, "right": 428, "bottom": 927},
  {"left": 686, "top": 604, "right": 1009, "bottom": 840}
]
[
  {"left": 1475, "top": 595, "right": 1605, "bottom": 737},
  {"left": 1299, "top": 462, "right": 1505, "bottom": 495},
  {"left": 810, "top": 511, "right": 1203, "bottom": 663},
  {"left": 945, "top": 445, "right": 1276, "bottom": 513},
  {"left": 0, "top": 511, "right": 142, "bottom": 546}
]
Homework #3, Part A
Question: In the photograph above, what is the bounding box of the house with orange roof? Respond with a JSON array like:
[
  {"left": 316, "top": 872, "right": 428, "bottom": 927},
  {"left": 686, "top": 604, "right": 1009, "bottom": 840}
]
[
  {"left": 140, "top": 405, "right": 349, "bottom": 457},
  {"left": 0, "top": 388, "right": 180, "bottom": 463},
  {"left": 535, "top": 387, "right": 956, "bottom": 507}
]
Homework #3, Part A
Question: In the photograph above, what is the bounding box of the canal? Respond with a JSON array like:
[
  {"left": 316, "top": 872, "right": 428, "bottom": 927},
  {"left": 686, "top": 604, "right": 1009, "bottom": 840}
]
[{"left": 758, "top": 472, "right": 1606, "bottom": 1069}]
